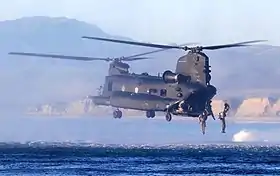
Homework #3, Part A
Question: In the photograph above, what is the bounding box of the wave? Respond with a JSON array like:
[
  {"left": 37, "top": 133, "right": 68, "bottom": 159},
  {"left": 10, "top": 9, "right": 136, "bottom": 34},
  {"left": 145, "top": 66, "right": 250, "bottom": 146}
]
[{"left": 0, "top": 141, "right": 279, "bottom": 149}]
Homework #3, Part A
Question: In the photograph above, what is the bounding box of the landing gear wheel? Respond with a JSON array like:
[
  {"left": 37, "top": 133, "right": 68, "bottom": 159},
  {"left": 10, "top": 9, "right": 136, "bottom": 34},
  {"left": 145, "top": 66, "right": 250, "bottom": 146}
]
[
  {"left": 146, "top": 111, "right": 156, "bottom": 118},
  {"left": 150, "top": 111, "right": 155, "bottom": 118},
  {"left": 165, "top": 112, "right": 172, "bottom": 122},
  {"left": 113, "top": 109, "right": 122, "bottom": 119},
  {"left": 146, "top": 111, "right": 150, "bottom": 118}
]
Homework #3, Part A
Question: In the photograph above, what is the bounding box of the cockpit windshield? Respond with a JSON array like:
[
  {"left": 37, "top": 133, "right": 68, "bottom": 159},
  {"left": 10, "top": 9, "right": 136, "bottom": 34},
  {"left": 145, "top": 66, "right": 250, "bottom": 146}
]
[
  {"left": 117, "top": 66, "right": 129, "bottom": 74},
  {"left": 113, "top": 62, "right": 130, "bottom": 74}
]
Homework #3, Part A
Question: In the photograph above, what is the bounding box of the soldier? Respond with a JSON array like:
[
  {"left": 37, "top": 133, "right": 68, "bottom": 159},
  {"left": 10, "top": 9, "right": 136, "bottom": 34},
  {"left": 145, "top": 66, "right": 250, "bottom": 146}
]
[
  {"left": 177, "top": 100, "right": 185, "bottom": 113},
  {"left": 218, "top": 112, "right": 226, "bottom": 133},
  {"left": 205, "top": 100, "right": 215, "bottom": 120},
  {"left": 223, "top": 101, "right": 230, "bottom": 116},
  {"left": 218, "top": 101, "right": 230, "bottom": 133},
  {"left": 96, "top": 85, "right": 103, "bottom": 96},
  {"left": 198, "top": 110, "right": 208, "bottom": 135}
]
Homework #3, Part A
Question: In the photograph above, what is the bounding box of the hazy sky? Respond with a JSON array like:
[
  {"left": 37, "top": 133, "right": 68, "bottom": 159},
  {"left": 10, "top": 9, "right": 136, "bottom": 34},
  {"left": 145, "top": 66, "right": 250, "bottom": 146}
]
[{"left": 0, "top": 0, "right": 279, "bottom": 46}]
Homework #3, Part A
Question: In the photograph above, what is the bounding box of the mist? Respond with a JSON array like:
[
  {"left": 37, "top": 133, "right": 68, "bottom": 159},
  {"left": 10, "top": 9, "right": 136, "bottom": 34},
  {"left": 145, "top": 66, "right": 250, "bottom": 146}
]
[{"left": 0, "top": 114, "right": 278, "bottom": 145}]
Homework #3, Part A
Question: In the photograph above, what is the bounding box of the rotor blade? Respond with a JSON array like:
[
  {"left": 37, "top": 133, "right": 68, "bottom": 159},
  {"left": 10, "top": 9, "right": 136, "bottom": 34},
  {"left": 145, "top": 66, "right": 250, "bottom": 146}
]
[
  {"left": 82, "top": 36, "right": 182, "bottom": 49},
  {"left": 202, "top": 40, "right": 267, "bottom": 50},
  {"left": 124, "top": 42, "right": 198, "bottom": 58},
  {"left": 122, "top": 57, "right": 152, "bottom": 61},
  {"left": 125, "top": 48, "right": 173, "bottom": 58},
  {"left": 8, "top": 52, "right": 112, "bottom": 61}
]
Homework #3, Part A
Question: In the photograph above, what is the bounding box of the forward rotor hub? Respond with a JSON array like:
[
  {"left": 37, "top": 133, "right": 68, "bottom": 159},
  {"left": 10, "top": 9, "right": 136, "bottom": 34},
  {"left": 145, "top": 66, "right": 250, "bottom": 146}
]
[
  {"left": 113, "top": 58, "right": 121, "bottom": 61},
  {"left": 189, "top": 46, "right": 203, "bottom": 53}
]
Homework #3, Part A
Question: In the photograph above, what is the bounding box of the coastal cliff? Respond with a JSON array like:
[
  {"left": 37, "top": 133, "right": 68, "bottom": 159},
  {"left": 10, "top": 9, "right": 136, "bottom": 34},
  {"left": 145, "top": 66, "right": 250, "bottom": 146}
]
[{"left": 26, "top": 96, "right": 280, "bottom": 121}]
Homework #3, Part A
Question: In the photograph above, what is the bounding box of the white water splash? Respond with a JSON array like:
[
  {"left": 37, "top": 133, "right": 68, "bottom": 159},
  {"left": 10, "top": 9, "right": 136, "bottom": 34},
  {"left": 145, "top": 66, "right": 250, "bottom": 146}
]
[
  {"left": 232, "top": 129, "right": 280, "bottom": 143},
  {"left": 232, "top": 130, "right": 257, "bottom": 142}
]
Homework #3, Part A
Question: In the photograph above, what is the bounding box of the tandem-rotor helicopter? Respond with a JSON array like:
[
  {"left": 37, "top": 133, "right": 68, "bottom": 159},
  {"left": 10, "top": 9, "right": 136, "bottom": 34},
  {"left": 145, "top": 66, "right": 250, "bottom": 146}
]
[{"left": 9, "top": 37, "right": 266, "bottom": 124}]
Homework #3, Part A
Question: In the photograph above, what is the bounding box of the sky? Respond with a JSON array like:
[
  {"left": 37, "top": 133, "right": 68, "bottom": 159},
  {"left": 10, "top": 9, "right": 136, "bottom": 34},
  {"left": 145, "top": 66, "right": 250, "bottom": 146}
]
[{"left": 0, "top": 0, "right": 279, "bottom": 46}]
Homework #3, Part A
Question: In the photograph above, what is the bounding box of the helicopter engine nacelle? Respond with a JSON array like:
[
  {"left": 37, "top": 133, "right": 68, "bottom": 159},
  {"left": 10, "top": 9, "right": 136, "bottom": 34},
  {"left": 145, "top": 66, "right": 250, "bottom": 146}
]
[{"left": 162, "top": 70, "right": 191, "bottom": 84}]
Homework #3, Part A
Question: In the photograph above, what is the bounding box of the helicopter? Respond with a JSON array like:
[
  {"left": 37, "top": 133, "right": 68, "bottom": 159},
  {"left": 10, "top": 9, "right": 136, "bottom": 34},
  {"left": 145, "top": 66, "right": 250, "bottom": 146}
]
[
  {"left": 8, "top": 37, "right": 266, "bottom": 122},
  {"left": 81, "top": 36, "right": 266, "bottom": 121}
]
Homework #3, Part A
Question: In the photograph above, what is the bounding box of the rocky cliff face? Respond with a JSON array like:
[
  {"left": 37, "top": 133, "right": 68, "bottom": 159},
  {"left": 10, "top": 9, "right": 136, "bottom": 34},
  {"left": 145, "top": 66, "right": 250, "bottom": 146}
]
[
  {"left": 26, "top": 97, "right": 146, "bottom": 117},
  {"left": 27, "top": 96, "right": 280, "bottom": 121}
]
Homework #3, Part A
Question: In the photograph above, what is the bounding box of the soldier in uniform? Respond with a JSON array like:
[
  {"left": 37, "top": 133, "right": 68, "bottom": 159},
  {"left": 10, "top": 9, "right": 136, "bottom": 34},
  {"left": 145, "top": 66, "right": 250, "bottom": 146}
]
[
  {"left": 96, "top": 85, "right": 103, "bottom": 96},
  {"left": 218, "top": 101, "right": 230, "bottom": 133},
  {"left": 198, "top": 100, "right": 217, "bottom": 135},
  {"left": 205, "top": 100, "right": 216, "bottom": 120},
  {"left": 218, "top": 112, "right": 226, "bottom": 133},
  {"left": 198, "top": 110, "right": 208, "bottom": 135},
  {"left": 223, "top": 101, "right": 230, "bottom": 115}
]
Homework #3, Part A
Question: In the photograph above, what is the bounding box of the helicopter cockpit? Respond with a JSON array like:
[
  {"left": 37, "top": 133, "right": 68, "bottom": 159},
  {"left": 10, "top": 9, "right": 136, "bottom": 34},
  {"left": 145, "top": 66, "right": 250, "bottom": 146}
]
[
  {"left": 115, "top": 65, "right": 129, "bottom": 74},
  {"left": 109, "top": 61, "right": 130, "bottom": 75}
]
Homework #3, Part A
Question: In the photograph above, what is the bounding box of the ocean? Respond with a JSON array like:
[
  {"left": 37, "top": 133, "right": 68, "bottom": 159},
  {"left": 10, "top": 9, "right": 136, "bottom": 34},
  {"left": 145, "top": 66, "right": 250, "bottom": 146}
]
[{"left": 0, "top": 115, "right": 279, "bottom": 175}]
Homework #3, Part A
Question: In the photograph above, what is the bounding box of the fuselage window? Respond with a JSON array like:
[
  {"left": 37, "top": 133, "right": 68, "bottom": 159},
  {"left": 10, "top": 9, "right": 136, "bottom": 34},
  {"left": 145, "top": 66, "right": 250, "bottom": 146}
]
[
  {"left": 160, "top": 89, "right": 167, "bottom": 97},
  {"left": 121, "top": 85, "right": 125, "bottom": 91},
  {"left": 135, "top": 87, "right": 139, "bottom": 93},
  {"left": 108, "top": 81, "right": 113, "bottom": 91},
  {"left": 148, "top": 88, "right": 158, "bottom": 94}
]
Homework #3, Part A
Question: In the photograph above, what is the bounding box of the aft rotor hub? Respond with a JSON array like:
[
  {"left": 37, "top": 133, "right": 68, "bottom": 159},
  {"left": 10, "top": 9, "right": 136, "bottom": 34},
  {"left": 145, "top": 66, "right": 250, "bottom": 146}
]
[{"left": 183, "top": 46, "right": 203, "bottom": 53}]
